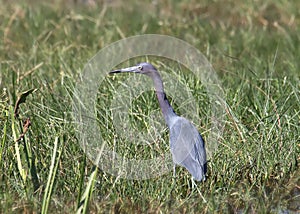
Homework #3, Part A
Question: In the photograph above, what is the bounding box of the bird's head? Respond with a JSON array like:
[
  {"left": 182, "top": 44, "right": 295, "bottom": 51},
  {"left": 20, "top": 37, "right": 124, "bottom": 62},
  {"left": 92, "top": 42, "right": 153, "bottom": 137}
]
[{"left": 110, "top": 62, "right": 158, "bottom": 77}]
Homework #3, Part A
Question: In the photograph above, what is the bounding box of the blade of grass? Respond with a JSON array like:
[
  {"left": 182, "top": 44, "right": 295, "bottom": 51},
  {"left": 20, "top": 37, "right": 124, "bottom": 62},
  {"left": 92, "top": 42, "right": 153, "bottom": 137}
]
[
  {"left": 41, "top": 136, "right": 63, "bottom": 214},
  {"left": 76, "top": 143, "right": 105, "bottom": 214},
  {"left": 76, "top": 154, "right": 87, "bottom": 210},
  {"left": 0, "top": 108, "right": 8, "bottom": 168},
  {"left": 76, "top": 166, "right": 98, "bottom": 214},
  {"left": 10, "top": 105, "right": 27, "bottom": 185}
]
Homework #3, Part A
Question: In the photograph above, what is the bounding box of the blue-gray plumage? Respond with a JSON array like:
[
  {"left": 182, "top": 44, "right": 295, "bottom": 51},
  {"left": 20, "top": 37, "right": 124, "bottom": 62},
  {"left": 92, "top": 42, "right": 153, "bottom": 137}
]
[{"left": 110, "top": 62, "right": 207, "bottom": 181}]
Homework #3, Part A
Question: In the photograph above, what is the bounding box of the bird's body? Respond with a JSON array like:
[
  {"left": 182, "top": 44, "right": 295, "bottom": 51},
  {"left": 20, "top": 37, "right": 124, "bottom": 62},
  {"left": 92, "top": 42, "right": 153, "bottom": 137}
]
[
  {"left": 110, "top": 62, "right": 207, "bottom": 181},
  {"left": 169, "top": 116, "right": 207, "bottom": 181}
]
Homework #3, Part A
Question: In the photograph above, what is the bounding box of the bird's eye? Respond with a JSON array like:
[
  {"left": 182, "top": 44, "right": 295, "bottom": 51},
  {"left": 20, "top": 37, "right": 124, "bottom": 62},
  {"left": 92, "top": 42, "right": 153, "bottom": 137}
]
[{"left": 138, "top": 66, "right": 143, "bottom": 70}]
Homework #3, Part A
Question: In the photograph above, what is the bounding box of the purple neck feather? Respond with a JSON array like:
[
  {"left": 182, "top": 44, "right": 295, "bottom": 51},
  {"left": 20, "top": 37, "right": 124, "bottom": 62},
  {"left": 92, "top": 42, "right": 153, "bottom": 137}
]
[{"left": 150, "top": 72, "right": 177, "bottom": 127}]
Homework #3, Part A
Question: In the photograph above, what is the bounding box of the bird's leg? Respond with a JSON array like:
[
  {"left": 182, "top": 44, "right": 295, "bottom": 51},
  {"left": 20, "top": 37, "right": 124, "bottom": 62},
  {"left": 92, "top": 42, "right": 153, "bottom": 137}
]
[
  {"left": 191, "top": 178, "right": 207, "bottom": 203},
  {"left": 167, "top": 164, "right": 176, "bottom": 202},
  {"left": 173, "top": 164, "right": 176, "bottom": 178},
  {"left": 191, "top": 177, "right": 195, "bottom": 189}
]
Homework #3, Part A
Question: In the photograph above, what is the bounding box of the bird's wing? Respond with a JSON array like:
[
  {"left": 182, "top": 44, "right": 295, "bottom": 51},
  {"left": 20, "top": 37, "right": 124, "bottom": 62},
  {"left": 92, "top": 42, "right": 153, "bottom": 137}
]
[
  {"left": 193, "top": 131, "right": 207, "bottom": 174},
  {"left": 169, "top": 117, "right": 207, "bottom": 179}
]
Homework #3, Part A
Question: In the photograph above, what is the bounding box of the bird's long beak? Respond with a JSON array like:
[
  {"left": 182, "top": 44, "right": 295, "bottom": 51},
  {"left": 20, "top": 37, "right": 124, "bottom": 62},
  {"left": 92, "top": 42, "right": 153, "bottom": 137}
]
[{"left": 109, "top": 65, "right": 140, "bottom": 74}]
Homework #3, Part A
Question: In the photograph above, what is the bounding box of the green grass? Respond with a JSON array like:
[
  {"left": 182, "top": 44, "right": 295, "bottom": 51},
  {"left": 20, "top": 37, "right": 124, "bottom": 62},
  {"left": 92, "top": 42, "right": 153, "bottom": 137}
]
[{"left": 0, "top": 0, "right": 299, "bottom": 213}]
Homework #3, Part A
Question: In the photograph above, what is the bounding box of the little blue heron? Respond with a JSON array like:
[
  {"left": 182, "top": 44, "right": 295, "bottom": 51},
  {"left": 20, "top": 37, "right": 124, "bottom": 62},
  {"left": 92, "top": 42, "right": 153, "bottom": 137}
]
[{"left": 110, "top": 62, "right": 207, "bottom": 182}]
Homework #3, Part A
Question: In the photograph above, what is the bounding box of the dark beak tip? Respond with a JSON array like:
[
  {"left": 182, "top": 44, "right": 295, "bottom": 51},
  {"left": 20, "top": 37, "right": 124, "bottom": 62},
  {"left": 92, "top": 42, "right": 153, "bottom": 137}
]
[{"left": 109, "top": 70, "right": 121, "bottom": 74}]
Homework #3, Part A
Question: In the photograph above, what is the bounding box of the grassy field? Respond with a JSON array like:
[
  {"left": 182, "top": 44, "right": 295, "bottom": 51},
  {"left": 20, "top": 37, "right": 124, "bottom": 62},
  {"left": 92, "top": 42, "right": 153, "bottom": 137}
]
[{"left": 0, "top": 0, "right": 299, "bottom": 213}]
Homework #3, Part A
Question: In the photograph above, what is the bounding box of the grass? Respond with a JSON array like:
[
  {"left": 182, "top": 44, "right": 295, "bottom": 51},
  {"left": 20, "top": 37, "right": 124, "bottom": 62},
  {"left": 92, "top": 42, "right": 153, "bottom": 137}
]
[{"left": 0, "top": 0, "right": 299, "bottom": 213}]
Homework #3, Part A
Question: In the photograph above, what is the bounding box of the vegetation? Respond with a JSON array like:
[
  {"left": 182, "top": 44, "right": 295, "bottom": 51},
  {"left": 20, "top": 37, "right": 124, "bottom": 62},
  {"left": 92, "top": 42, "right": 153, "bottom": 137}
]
[{"left": 0, "top": 0, "right": 299, "bottom": 213}]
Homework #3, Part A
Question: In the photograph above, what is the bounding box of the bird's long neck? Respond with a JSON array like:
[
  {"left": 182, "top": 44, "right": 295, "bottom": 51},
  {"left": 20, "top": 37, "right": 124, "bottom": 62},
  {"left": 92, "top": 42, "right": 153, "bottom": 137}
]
[{"left": 151, "top": 72, "right": 177, "bottom": 128}]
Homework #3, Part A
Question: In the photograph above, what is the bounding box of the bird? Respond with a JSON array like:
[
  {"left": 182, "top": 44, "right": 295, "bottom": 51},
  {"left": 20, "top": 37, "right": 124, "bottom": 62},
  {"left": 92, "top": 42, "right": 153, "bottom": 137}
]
[{"left": 109, "top": 62, "right": 207, "bottom": 182}]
